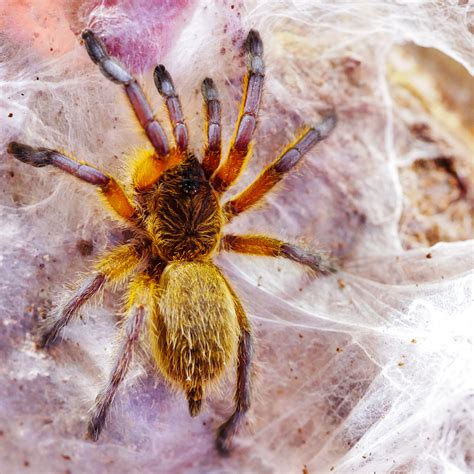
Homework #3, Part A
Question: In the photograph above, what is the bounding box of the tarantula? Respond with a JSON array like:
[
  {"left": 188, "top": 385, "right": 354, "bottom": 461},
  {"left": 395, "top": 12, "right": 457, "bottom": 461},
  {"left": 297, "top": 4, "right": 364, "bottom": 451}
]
[{"left": 7, "top": 29, "right": 337, "bottom": 454}]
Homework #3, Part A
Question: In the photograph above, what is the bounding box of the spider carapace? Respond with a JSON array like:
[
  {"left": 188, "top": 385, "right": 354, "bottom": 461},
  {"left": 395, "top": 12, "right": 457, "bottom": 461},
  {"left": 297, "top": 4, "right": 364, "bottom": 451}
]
[
  {"left": 7, "top": 28, "right": 337, "bottom": 454},
  {"left": 146, "top": 154, "right": 222, "bottom": 261}
]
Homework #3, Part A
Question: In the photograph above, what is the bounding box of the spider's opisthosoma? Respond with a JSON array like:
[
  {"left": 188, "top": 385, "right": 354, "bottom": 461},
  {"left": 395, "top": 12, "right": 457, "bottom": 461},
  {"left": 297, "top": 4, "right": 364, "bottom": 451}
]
[{"left": 7, "top": 29, "right": 337, "bottom": 454}]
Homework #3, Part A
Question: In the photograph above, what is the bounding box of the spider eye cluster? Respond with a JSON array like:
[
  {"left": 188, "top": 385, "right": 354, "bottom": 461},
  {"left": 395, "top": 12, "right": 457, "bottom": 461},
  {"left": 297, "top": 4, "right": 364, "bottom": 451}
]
[
  {"left": 180, "top": 167, "right": 205, "bottom": 195},
  {"left": 181, "top": 179, "right": 200, "bottom": 195}
]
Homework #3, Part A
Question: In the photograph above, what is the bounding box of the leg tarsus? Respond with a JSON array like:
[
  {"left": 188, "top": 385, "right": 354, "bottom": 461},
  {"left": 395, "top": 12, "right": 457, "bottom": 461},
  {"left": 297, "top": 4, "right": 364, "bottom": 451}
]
[
  {"left": 82, "top": 29, "right": 132, "bottom": 85},
  {"left": 153, "top": 65, "right": 188, "bottom": 151},
  {"left": 281, "top": 242, "right": 339, "bottom": 275},
  {"left": 7, "top": 142, "right": 52, "bottom": 167},
  {"left": 86, "top": 407, "right": 107, "bottom": 441},
  {"left": 82, "top": 29, "right": 107, "bottom": 65},
  {"left": 201, "top": 78, "right": 222, "bottom": 179},
  {"left": 216, "top": 410, "right": 245, "bottom": 456}
]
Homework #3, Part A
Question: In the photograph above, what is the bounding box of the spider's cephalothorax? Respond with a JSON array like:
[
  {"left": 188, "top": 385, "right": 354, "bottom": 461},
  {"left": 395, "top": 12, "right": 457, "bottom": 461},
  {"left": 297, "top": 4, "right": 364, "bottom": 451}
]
[
  {"left": 145, "top": 154, "right": 223, "bottom": 261},
  {"left": 7, "top": 28, "right": 337, "bottom": 455}
]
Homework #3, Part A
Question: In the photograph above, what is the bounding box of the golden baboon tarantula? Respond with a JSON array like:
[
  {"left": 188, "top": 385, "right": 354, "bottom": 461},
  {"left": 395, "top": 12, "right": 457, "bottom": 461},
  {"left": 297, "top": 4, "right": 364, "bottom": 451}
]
[{"left": 7, "top": 29, "right": 337, "bottom": 454}]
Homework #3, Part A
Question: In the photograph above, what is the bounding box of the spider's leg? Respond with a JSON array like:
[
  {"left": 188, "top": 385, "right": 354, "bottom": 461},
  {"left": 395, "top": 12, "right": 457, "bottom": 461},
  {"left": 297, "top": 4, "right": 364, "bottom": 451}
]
[
  {"left": 7, "top": 142, "right": 135, "bottom": 220},
  {"left": 154, "top": 65, "right": 188, "bottom": 151},
  {"left": 211, "top": 30, "right": 264, "bottom": 193},
  {"left": 87, "top": 274, "right": 158, "bottom": 440},
  {"left": 221, "top": 234, "right": 338, "bottom": 275},
  {"left": 223, "top": 113, "right": 337, "bottom": 220},
  {"left": 87, "top": 305, "right": 145, "bottom": 441},
  {"left": 40, "top": 273, "right": 106, "bottom": 348},
  {"left": 81, "top": 29, "right": 169, "bottom": 159},
  {"left": 201, "top": 78, "right": 222, "bottom": 179},
  {"left": 216, "top": 284, "right": 253, "bottom": 456},
  {"left": 40, "top": 244, "right": 141, "bottom": 348}
]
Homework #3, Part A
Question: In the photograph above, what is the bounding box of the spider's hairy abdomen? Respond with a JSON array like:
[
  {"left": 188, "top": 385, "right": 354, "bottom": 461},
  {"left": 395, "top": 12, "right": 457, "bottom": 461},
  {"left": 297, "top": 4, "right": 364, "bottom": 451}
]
[
  {"left": 144, "top": 154, "right": 223, "bottom": 261},
  {"left": 149, "top": 261, "right": 240, "bottom": 395}
]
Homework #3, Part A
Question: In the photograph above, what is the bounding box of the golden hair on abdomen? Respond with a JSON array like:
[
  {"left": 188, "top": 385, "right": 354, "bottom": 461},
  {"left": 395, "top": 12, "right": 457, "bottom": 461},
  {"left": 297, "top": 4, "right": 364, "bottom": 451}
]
[{"left": 150, "top": 261, "right": 240, "bottom": 395}]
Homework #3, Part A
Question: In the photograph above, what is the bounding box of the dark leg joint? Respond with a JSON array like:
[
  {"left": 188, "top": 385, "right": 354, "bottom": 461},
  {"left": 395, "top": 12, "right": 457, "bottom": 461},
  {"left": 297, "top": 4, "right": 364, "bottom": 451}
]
[
  {"left": 272, "top": 112, "right": 337, "bottom": 174},
  {"left": 201, "top": 78, "right": 222, "bottom": 179},
  {"left": 234, "top": 115, "right": 257, "bottom": 151},
  {"left": 273, "top": 148, "right": 301, "bottom": 173}
]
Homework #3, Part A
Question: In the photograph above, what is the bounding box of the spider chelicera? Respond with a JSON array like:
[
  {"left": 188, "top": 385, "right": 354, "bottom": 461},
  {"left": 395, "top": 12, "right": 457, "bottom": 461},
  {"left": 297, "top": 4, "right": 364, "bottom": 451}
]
[{"left": 7, "top": 29, "right": 337, "bottom": 454}]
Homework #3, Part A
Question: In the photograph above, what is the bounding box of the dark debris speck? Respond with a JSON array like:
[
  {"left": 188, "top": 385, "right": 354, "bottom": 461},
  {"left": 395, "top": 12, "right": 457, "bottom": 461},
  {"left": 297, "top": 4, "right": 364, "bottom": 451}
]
[{"left": 76, "top": 239, "right": 94, "bottom": 256}]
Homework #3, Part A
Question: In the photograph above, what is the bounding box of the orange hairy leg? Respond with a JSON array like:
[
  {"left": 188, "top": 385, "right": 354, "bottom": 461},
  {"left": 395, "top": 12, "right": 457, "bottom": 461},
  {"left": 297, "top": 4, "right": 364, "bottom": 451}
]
[
  {"left": 201, "top": 78, "right": 222, "bottom": 178},
  {"left": 7, "top": 142, "right": 135, "bottom": 220},
  {"left": 223, "top": 113, "right": 337, "bottom": 220},
  {"left": 87, "top": 274, "right": 158, "bottom": 440},
  {"left": 39, "top": 244, "right": 142, "bottom": 348},
  {"left": 222, "top": 234, "right": 338, "bottom": 275},
  {"left": 215, "top": 280, "right": 253, "bottom": 456},
  {"left": 131, "top": 148, "right": 184, "bottom": 191},
  {"left": 211, "top": 30, "right": 264, "bottom": 193}
]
